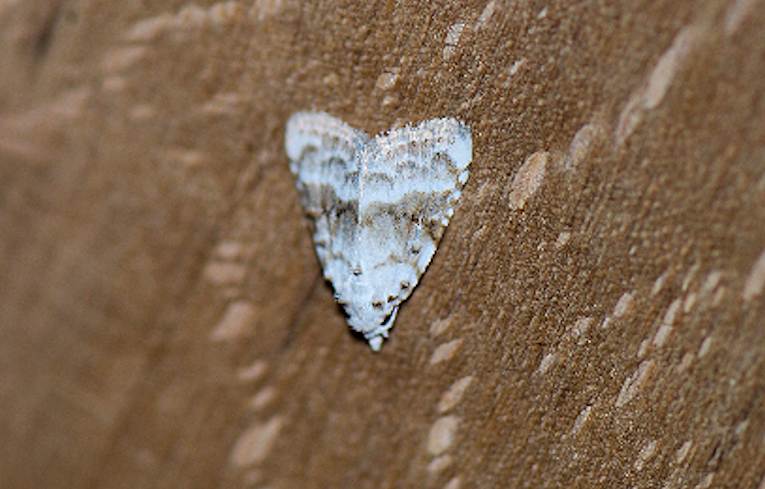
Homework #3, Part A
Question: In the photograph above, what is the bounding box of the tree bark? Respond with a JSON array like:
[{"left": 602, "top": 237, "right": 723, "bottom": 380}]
[{"left": 1, "top": 1, "right": 764, "bottom": 488}]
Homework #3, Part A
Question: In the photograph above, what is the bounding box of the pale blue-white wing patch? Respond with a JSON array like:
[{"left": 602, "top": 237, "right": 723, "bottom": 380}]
[
  {"left": 357, "top": 117, "right": 472, "bottom": 288},
  {"left": 346, "top": 118, "right": 472, "bottom": 347},
  {"left": 285, "top": 112, "right": 368, "bottom": 273},
  {"left": 285, "top": 112, "right": 472, "bottom": 351}
]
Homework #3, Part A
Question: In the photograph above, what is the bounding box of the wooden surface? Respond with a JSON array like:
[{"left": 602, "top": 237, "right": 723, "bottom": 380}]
[{"left": 1, "top": 1, "right": 764, "bottom": 488}]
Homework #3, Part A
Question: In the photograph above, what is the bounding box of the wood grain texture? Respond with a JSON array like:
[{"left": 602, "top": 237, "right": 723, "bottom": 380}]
[{"left": 1, "top": 1, "right": 764, "bottom": 488}]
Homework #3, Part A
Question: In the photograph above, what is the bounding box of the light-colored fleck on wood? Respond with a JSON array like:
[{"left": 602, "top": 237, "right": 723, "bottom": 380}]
[
  {"left": 430, "top": 317, "right": 454, "bottom": 337},
  {"left": 675, "top": 440, "right": 693, "bottom": 464},
  {"left": 430, "top": 339, "right": 464, "bottom": 365},
  {"left": 210, "top": 300, "right": 256, "bottom": 341},
  {"left": 634, "top": 439, "right": 657, "bottom": 471},
  {"left": 437, "top": 376, "right": 474, "bottom": 413},
  {"left": 536, "top": 353, "right": 557, "bottom": 375},
  {"left": 508, "top": 152, "right": 548, "bottom": 210},
  {"left": 427, "top": 416, "right": 459, "bottom": 455},
  {"left": 443, "top": 22, "right": 465, "bottom": 60},
  {"left": 571, "top": 405, "right": 593, "bottom": 435},
  {"left": 616, "top": 360, "right": 655, "bottom": 407},
  {"left": 564, "top": 122, "right": 604, "bottom": 170},
  {"left": 238, "top": 360, "right": 268, "bottom": 382},
  {"left": 654, "top": 299, "right": 682, "bottom": 347},
  {"left": 248, "top": 386, "right": 277, "bottom": 411},
  {"left": 443, "top": 477, "right": 461, "bottom": 489},
  {"left": 743, "top": 249, "right": 765, "bottom": 301},
  {"left": 724, "top": 0, "right": 760, "bottom": 34},
  {"left": 230, "top": 417, "right": 284, "bottom": 467},
  {"left": 427, "top": 454, "right": 453, "bottom": 474},
  {"left": 204, "top": 262, "right": 247, "bottom": 286}
]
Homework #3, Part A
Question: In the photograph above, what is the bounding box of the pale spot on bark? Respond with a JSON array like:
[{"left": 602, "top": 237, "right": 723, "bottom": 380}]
[
  {"left": 681, "top": 262, "right": 700, "bottom": 291},
  {"left": 724, "top": 0, "right": 760, "bottom": 35},
  {"left": 637, "top": 338, "right": 651, "bottom": 358},
  {"left": 634, "top": 439, "right": 657, "bottom": 471},
  {"left": 443, "top": 22, "right": 465, "bottom": 60},
  {"left": 504, "top": 58, "right": 526, "bottom": 85},
  {"left": 564, "top": 123, "right": 603, "bottom": 170},
  {"left": 555, "top": 231, "right": 571, "bottom": 248},
  {"left": 571, "top": 405, "right": 592, "bottom": 435},
  {"left": 204, "top": 262, "right": 246, "bottom": 285},
  {"left": 427, "top": 454, "right": 453, "bottom": 474},
  {"left": 654, "top": 298, "right": 681, "bottom": 347},
  {"left": 211, "top": 300, "right": 256, "bottom": 341},
  {"left": 653, "top": 323, "right": 673, "bottom": 348},
  {"left": 475, "top": 1, "right": 497, "bottom": 30},
  {"left": 614, "top": 292, "right": 635, "bottom": 318},
  {"left": 427, "top": 416, "right": 459, "bottom": 455},
  {"left": 230, "top": 416, "right": 283, "bottom": 467},
  {"left": 430, "top": 317, "right": 454, "bottom": 337},
  {"left": 643, "top": 26, "right": 703, "bottom": 110},
  {"left": 215, "top": 240, "right": 245, "bottom": 260},
  {"left": 570, "top": 317, "right": 593, "bottom": 344},
  {"left": 571, "top": 316, "right": 593, "bottom": 336},
  {"left": 438, "top": 376, "right": 474, "bottom": 413},
  {"left": 249, "top": 386, "right": 277, "bottom": 411},
  {"left": 615, "top": 93, "right": 644, "bottom": 148},
  {"left": 695, "top": 473, "right": 714, "bottom": 489},
  {"left": 208, "top": 1, "right": 244, "bottom": 25},
  {"left": 603, "top": 291, "right": 635, "bottom": 329},
  {"left": 734, "top": 419, "right": 749, "bottom": 436},
  {"left": 697, "top": 336, "right": 713, "bottom": 358},
  {"left": 381, "top": 94, "right": 398, "bottom": 108},
  {"left": 700, "top": 270, "right": 722, "bottom": 296},
  {"left": 676, "top": 440, "right": 693, "bottom": 463},
  {"left": 250, "top": 0, "right": 284, "bottom": 22},
  {"left": 375, "top": 68, "right": 400, "bottom": 91},
  {"left": 165, "top": 148, "right": 207, "bottom": 167},
  {"left": 125, "top": 13, "right": 175, "bottom": 41},
  {"left": 676, "top": 352, "right": 694, "bottom": 373},
  {"left": 430, "top": 339, "right": 464, "bottom": 365},
  {"left": 616, "top": 25, "right": 704, "bottom": 146},
  {"left": 683, "top": 292, "right": 697, "bottom": 312},
  {"left": 652, "top": 269, "right": 670, "bottom": 295},
  {"left": 536, "top": 353, "right": 556, "bottom": 374},
  {"left": 444, "top": 477, "right": 461, "bottom": 489},
  {"left": 508, "top": 152, "right": 548, "bottom": 210},
  {"left": 616, "top": 360, "right": 654, "bottom": 407},
  {"left": 238, "top": 360, "right": 267, "bottom": 382},
  {"left": 743, "top": 249, "right": 765, "bottom": 301}
]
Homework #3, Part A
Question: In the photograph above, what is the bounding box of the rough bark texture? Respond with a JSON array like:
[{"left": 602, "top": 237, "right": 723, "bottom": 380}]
[{"left": 1, "top": 1, "right": 764, "bottom": 488}]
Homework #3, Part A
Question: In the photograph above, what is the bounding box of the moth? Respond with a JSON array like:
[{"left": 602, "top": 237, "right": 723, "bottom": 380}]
[{"left": 285, "top": 112, "right": 472, "bottom": 351}]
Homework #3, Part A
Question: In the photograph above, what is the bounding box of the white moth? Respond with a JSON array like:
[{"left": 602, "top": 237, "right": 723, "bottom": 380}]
[{"left": 285, "top": 112, "right": 472, "bottom": 351}]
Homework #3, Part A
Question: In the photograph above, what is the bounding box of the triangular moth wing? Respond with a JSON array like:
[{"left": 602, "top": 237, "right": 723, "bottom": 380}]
[
  {"left": 337, "top": 118, "right": 472, "bottom": 351},
  {"left": 285, "top": 112, "right": 369, "bottom": 278}
]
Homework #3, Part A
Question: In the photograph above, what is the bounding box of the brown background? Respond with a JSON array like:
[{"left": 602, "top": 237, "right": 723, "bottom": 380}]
[{"left": 1, "top": 1, "right": 764, "bottom": 488}]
